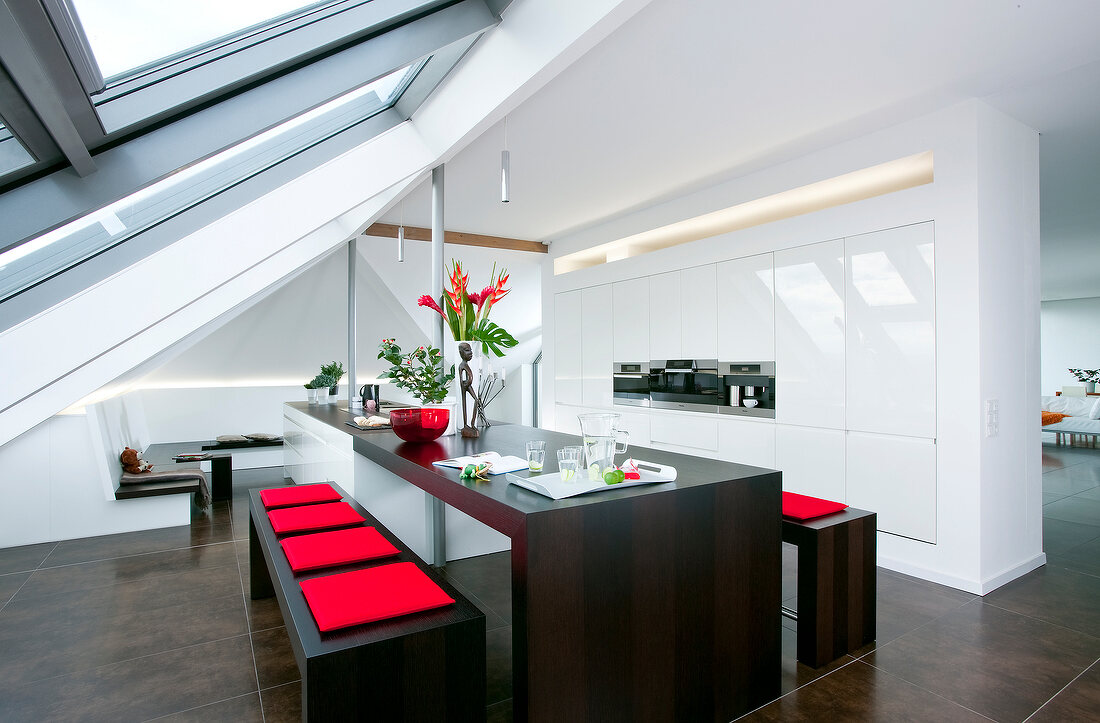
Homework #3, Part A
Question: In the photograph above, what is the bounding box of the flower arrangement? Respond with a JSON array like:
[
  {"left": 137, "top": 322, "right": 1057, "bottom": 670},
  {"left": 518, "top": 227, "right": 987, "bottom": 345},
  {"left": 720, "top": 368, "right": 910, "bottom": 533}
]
[
  {"left": 377, "top": 339, "right": 455, "bottom": 404},
  {"left": 1068, "top": 368, "right": 1100, "bottom": 384},
  {"left": 418, "top": 260, "right": 518, "bottom": 357}
]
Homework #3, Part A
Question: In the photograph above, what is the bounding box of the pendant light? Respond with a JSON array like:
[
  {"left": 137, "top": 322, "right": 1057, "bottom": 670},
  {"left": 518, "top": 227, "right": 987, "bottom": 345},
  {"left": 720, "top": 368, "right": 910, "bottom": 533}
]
[{"left": 501, "top": 117, "right": 510, "bottom": 203}]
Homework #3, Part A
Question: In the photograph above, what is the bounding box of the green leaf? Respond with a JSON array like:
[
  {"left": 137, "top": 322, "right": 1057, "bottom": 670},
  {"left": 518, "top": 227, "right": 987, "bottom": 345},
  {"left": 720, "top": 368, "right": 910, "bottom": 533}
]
[{"left": 473, "top": 320, "right": 518, "bottom": 357}]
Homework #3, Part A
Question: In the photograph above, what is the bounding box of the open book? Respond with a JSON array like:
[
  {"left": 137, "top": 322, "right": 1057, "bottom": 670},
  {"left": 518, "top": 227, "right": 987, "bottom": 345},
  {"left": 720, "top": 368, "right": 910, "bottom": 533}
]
[{"left": 432, "top": 451, "right": 529, "bottom": 475}]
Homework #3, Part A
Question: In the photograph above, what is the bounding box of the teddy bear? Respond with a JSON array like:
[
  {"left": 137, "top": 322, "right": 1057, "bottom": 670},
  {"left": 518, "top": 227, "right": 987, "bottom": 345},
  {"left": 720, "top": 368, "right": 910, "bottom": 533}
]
[{"left": 120, "top": 447, "right": 153, "bottom": 474}]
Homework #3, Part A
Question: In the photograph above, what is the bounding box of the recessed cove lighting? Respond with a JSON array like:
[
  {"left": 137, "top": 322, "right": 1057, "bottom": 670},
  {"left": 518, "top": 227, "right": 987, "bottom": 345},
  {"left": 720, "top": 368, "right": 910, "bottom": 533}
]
[{"left": 553, "top": 151, "right": 934, "bottom": 275}]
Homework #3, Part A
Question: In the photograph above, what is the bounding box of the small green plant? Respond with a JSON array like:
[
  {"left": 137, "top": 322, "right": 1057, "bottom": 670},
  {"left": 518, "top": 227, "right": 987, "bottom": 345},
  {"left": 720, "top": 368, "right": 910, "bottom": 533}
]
[
  {"left": 310, "top": 373, "right": 336, "bottom": 390},
  {"left": 320, "top": 361, "right": 345, "bottom": 385},
  {"left": 1068, "top": 368, "right": 1100, "bottom": 383},
  {"left": 377, "top": 338, "right": 455, "bottom": 405}
]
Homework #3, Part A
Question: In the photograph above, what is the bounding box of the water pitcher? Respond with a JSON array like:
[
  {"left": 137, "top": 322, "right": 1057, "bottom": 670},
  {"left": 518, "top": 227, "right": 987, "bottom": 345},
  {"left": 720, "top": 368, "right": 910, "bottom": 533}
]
[{"left": 577, "top": 413, "right": 629, "bottom": 480}]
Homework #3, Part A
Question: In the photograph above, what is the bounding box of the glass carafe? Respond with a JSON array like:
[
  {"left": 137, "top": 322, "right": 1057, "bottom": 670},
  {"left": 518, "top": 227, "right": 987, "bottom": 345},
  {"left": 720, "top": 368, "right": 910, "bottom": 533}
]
[{"left": 577, "top": 413, "right": 630, "bottom": 481}]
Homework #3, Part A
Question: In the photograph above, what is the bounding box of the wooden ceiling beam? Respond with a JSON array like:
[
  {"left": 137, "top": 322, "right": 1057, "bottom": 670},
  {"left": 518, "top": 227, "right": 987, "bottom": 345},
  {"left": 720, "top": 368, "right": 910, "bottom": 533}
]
[{"left": 365, "top": 223, "right": 547, "bottom": 254}]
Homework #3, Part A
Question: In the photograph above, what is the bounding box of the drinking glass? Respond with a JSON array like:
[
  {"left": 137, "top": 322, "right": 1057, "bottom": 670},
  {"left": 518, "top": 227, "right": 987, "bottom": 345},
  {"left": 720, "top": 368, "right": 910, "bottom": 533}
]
[
  {"left": 557, "top": 446, "right": 582, "bottom": 482},
  {"left": 526, "top": 441, "right": 546, "bottom": 472}
]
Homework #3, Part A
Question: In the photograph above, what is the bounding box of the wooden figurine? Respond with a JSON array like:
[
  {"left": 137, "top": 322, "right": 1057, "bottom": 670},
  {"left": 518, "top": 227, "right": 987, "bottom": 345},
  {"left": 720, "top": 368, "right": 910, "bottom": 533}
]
[{"left": 458, "top": 342, "right": 482, "bottom": 438}]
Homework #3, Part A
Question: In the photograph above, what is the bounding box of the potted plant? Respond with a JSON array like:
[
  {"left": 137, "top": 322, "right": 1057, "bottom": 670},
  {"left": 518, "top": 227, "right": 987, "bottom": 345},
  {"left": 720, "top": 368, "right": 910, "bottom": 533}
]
[
  {"left": 310, "top": 373, "right": 336, "bottom": 403},
  {"left": 1068, "top": 368, "right": 1100, "bottom": 394},
  {"left": 320, "top": 361, "right": 346, "bottom": 400},
  {"left": 303, "top": 381, "right": 319, "bottom": 404},
  {"left": 378, "top": 339, "right": 456, "bottom": 440}
]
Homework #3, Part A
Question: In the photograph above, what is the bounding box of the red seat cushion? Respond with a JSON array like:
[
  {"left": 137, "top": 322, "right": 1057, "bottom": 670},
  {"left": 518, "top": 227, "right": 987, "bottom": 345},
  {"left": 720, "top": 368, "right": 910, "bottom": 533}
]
[
  {"left": 260, "top": 483, "right": 341, "bottom": 509},
  {"left": 782, "top": 491, "right": 848, "bottom": 521},
  {"left": 267, "top": 501, "right": 364, "bottom": 535},
  {"left": 280, "top": 526, "right": 400, "bottom": 572},
  {"left": 299, "top": 562, "right": 455, "bottom": 632}
]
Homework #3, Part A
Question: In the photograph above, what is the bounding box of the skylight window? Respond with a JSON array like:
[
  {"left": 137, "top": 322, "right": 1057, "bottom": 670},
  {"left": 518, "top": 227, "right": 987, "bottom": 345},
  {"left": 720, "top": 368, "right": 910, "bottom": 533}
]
[
  {"left": 0, "top": 123, "right": 35, "bottom": 176},
  {"left": 71, "top": 0, "right": 332, "bottom": 80}
]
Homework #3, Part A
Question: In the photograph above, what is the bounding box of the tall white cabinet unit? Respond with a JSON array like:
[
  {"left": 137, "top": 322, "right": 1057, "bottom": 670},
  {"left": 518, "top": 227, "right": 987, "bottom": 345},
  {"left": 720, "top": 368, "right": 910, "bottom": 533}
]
[
  {"left": 554, "top": 290, "right": 583, "bottom": 406},
  {"left": 649, "top": 271, "right": 681, "bottom": 359},
  {"left": 612, "top": 277, "right": 650, "bottom": 362},
  {"left": 717, "top": 253, "right": 775, "bottom": 362},
  {"left": 774, "top": 239, "right": 846, "bottom": 429},
  {"left": 580, "top": 285, "right": 613, "bottom": 408},
  {"left": 680, "top": 264, "right": 718, "bottom": 359}
]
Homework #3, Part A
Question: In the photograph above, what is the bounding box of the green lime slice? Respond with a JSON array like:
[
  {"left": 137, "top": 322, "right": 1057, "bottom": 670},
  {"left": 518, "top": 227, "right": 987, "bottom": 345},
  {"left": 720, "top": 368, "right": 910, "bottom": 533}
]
[
  {"left": 588, "top": 463, "right": 602, "bottom": 481},
  {"left": 529, "top": 461, "right": 543, "bottom": 472},
  {"left": 560, "top": 468, "right": 575, "bottom": 482}
]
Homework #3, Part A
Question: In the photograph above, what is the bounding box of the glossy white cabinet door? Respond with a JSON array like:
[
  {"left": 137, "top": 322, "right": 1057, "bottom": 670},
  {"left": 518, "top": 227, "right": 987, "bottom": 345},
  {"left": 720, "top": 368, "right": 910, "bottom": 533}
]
[
  {"left": 554, "top": 291, "right": 583, "bottom": 406},
  {"left": 845, "top": 223, "right": 936, "bottom": 438},
  {"left": 613, "top": 409, "right": 651, "bottom": 448},
  {"left": 774, "top": 424, "right": 845, "bottom": 501},
  {"left": 717, "top": 253, "right": 774, "bottom": 362},
  {"left": 681, "top": 264, "right": 718, "bottom": 359},
  {"left": 718, "top": 417, "right": 776, "bottom": 469},
  {"left": 649, "top": 271, "right": 682, "bottom": 360},
  {"left": 581, "top": 285, "right": 613, "bottom": 408},
  {"left": 650, "top": 411, "right": 718, "bottom": 452},
  {"left": 846, "top": 432, "right": 936, "bottom": 543},
  {"left": 774, "top": 239, "right": 846, "bottom": 429},
  {"left": 553, "top": 404, "right": 582, "bottom": 435},
  {"left": 612, "top": 277, "right": 650, "bottom": 362}
]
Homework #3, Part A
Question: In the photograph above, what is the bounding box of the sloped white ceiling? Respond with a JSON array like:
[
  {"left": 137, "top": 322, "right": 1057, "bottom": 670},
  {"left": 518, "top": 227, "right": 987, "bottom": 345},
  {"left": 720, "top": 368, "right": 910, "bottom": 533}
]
[{"left": 384, "top": 0, "right": 1100, "bottom": 298}]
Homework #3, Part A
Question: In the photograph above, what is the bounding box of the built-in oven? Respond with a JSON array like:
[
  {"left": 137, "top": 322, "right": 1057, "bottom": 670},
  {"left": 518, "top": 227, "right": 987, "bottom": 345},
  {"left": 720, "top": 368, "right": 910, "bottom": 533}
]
[
  {"left": 719, "top": 361, "right": 776, "bottom": 418},
  {"left": 649, "top": 359, "right": 721, "bottom": 413},
  {"left": 613, "top": 362, "right": 651, "bottom": 407}
]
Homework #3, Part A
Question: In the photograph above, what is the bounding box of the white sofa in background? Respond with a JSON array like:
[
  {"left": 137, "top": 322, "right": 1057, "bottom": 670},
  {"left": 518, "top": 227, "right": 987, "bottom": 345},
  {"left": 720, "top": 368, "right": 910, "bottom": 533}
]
[{"left": 1042, "top": 395, "right": 1100, "bottom": 446}]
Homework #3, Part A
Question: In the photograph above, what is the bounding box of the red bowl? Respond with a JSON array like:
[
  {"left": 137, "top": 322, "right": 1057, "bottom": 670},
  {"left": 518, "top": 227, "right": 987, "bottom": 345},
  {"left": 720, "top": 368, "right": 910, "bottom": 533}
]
[{"left": 389, "top": 407, "right": 450, "bottom": 442}]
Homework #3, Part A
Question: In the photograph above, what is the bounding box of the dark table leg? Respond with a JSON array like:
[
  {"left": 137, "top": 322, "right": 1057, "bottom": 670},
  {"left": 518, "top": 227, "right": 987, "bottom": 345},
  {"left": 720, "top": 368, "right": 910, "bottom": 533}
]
[
  {"left": 210, "top": 456, "right": 232, "bottom": 502},
  {"left": 515, "top": 475, "right": 782, "bottom": 722},
  {"left": 795, "top": 513, "right": 877, "bottom": 667},
  {"left": 249, "top": 516, "right": 275, "bottom": 600}
]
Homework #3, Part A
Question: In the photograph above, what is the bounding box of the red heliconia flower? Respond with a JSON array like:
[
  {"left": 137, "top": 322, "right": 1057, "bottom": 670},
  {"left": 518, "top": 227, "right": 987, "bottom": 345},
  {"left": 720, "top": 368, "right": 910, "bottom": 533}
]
[
  {"left": 418, "top": 294, "right": 444, "bottom": 317},
  {"left": 469, "top": 289, "right": 489, "bottom": 312},
  {"left": 490, "top": 271, "right": 510, "bottom": 304}
]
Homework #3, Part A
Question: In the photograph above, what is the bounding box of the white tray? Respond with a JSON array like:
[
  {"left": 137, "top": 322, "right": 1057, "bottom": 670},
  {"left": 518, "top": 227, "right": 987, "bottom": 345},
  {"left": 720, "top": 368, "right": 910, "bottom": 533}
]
[{"left": 506, "top": 460, "right": 677, "bottom": 500}]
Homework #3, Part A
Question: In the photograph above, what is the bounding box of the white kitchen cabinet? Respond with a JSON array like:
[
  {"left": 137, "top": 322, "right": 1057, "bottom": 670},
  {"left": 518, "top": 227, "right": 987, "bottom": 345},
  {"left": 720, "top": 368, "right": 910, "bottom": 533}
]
[
  {"left": 845, "top": 222, "right": 936, "bottom": 438},
  {"left": 774, "top": 424, "right": 845, "bottom": 501},
  {"left": 581, "top": 284, "right": 613, "bottom": 408},
  {"left": 718, "top": 416, "right": 776, "bottom": 469},
  {"left": 717, "top": 253, "right": 774, "bottom": 363},
  {"left": 612, "top": 277, "right": 650, "bottom": 362},
  {"left": 613, "top": 409, "right": 651, "bottom": 448},
  {"left": 846, "top": 431, "right": 936, "bottom": 543},
  {"left": 650, "top": 411, "right": 718, "bottom": 453},
  {"left": 554, "top": 290, "right": 583, "bottom": 406},
  {"left": 774, "top": 239, "right": 846, "bottom": 429},
  {"left": 649, "top": 271, "right": 682, "bottom": 360},
  {"left": 680, "top": 264, "right": 718, "bottom": 359},
  {"left": 553, "top": 404, "right": 583, "bottom": 435}
]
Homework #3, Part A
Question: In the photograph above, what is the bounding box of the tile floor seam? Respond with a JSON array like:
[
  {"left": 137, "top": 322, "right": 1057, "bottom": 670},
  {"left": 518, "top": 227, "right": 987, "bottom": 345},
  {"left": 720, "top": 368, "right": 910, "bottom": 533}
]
[
  {"left": 259, "top": 680, "right": 301, "bottom": 692},
  {"left": 0, "top": 574, "right": 35, "bottom": 616},
  {"left": 10, "top": 560, "right": 244, "bottom": 606},
  {"left": 37, "top": 537, "right": 235, "bottom": 570},
  {"left": 141, "top": 691, "right": 259, "bottom": 722},
  {"left": 854, "top": 658, "right": 999, "bottom": 722},
  {"left": 232, "top": 506, "right": 267, "bottom": 723},
  {"left": 1020, "top": 656, "right": 1100, "bottom": 723},
  {"left": 852, "top": 596, "right": 983, "bottom": 661},
  {"left": 729, "top": 657, "right": 861, "bottom": 721},
  {"left": 978, "top": 596, "right": 1100, "bottom": 641},
  {"left": 0, "top": 632, "right": 258, "bottom": 694}
]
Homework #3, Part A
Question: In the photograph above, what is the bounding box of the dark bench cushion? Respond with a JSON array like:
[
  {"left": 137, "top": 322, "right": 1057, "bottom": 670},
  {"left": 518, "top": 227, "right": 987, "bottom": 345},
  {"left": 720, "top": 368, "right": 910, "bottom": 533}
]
[{"left": 782, "top": 491, "right": 848, "bottom": 521}]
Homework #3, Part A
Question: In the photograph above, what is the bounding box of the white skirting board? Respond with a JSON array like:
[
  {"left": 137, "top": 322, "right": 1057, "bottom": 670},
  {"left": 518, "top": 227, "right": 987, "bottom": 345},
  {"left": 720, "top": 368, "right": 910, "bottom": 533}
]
[{"left": 877, "top": 551, "right": 1047, "bottom": 595}]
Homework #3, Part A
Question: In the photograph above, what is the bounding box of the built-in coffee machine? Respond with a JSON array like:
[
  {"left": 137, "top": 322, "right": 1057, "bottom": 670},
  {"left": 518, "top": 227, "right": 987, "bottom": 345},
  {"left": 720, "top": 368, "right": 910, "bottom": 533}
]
[{"left": 719, "top": 361, "right": 776, "bottom": 418}]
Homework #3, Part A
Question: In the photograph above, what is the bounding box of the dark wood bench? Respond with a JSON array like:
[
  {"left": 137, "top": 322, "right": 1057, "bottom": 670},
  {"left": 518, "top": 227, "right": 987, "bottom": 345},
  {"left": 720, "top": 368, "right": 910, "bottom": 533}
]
[
  {"left": 248, "top": 483, "right": 485, "bottom": 721},
  {"left": 782, "top": 507, "right": 877, "bottom": 667}
]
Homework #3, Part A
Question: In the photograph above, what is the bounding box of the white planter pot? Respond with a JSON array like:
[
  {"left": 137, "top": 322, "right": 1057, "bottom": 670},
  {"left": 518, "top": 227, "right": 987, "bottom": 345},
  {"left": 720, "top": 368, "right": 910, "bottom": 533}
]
[
  {"left": 306, "top": 388, "right": 319, "bottom": 404},
  {"left": 1085, "top": 382, "right": 1097, "bottom": 394}
]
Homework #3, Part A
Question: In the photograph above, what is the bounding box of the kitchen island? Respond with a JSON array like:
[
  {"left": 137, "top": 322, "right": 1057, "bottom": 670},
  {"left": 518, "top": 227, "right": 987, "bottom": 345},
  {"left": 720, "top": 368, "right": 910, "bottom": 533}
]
[{"left": 284, "top": 402, "right": 781, "bottom": 722}]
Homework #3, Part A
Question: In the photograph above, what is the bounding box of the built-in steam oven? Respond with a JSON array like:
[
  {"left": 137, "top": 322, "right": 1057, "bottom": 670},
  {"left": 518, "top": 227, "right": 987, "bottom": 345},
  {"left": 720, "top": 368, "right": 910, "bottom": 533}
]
[
  {"left": 612, "top": 362, "right": 651, "bottom": 407},
  {"left": 719, "top": 361, "right": 776, "bottom": 418},
  {"left": 648, "top": 359, "right": 721, "bottom": 413}
]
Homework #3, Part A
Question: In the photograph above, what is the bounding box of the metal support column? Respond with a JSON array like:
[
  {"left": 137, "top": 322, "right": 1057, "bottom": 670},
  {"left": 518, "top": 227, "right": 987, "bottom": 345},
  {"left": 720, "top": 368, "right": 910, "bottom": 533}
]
[
  {"left": 347, "top": 239, "right": 357, "bottom": 407},
  {"left": 430, "top": 164, "right": 447, "bottom": 566}
]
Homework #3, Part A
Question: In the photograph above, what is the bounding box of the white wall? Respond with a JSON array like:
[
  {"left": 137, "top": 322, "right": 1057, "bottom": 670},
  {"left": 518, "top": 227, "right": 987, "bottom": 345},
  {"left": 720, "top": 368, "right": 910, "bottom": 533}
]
[
  {"left": 1041, "top": 296, "right": 1100, "bottom": 395},
  {"left": 543, "top": 99, "right": 1043, "bottom": 594}
]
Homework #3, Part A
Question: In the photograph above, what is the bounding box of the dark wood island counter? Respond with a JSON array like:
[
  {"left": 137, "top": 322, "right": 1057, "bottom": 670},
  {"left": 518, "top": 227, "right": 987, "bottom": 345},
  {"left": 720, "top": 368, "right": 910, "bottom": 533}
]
[{"left": 285, "top": 402, "right": 782, "bottom": 722}]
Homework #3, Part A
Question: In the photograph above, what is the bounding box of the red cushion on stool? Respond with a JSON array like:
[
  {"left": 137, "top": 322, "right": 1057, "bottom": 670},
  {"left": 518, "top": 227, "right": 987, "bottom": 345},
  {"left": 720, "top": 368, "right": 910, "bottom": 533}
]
[
  {"left": 260, "top": 483, "right": 341, "bottom": 509},
  {"left": 299, "top": 562, "right": 455, "bottom": 632},
  {"left": 280, "top": 526, "right": 400, "bottom": 572},
  {"left": 782, "top": 491, "right": 848, "bottom": 521},
  {"left": 267, "top": 501, "right": 364, "bottom": 535}
]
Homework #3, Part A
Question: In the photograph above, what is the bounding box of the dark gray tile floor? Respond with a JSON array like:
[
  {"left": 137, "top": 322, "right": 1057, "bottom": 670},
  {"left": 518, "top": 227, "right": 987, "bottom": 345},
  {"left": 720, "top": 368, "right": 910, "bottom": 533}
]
[{"left": 0, "top": 444, "right": 1097, "bottom": 721}]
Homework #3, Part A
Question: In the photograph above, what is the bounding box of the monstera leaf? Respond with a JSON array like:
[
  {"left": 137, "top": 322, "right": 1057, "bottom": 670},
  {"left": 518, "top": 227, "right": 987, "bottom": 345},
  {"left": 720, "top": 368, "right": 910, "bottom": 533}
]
[{"left": 474, "top": 320, "right": 518, "bottom": 357}]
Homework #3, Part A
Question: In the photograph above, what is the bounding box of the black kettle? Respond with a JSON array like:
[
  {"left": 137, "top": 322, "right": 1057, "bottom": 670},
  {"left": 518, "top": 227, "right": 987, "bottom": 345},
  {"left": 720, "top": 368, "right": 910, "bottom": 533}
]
[{"left": 359, "top": 384, "right": 380, "bottom": 403}]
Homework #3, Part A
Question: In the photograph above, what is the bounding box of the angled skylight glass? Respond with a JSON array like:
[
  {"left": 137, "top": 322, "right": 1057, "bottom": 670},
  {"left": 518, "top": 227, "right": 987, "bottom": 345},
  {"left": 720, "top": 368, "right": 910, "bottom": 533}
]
[
  {"left": 0, "top": 123, "right": 36, "bottom": 177},
  {"left": 0, "top": 61, "right": 419, "bottom": 301},
  {"left": 71, "top": 0, "right": 332, "bottom": 80}
]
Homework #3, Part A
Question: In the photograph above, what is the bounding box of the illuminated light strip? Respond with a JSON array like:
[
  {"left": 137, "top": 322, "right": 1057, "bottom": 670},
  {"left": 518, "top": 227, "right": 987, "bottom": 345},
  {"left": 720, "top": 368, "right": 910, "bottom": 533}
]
[{"left": 553, "top": 150, "right": 934, "bottom": 275}]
